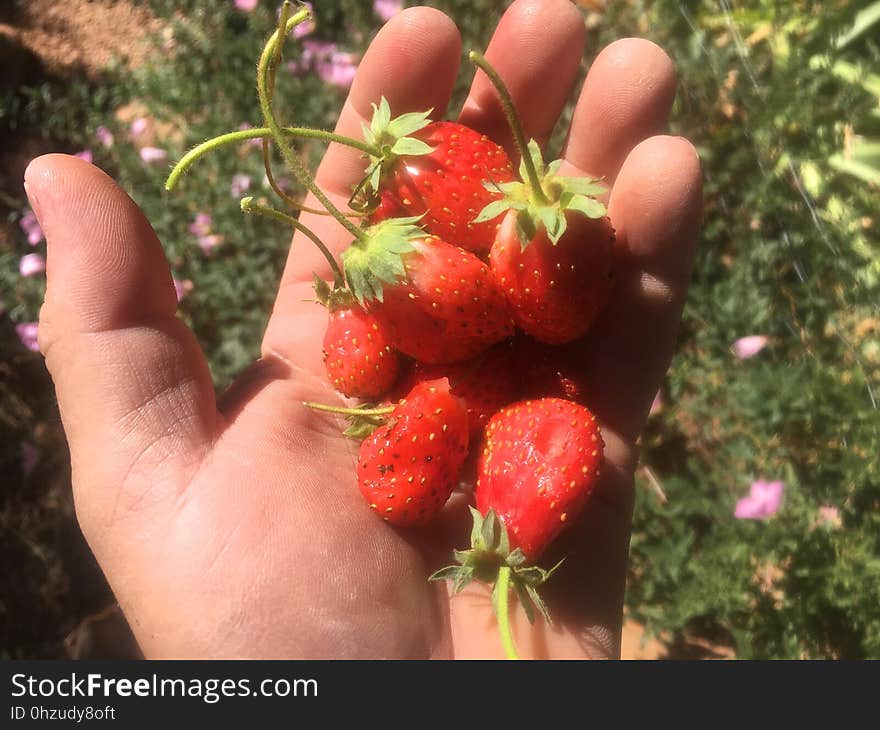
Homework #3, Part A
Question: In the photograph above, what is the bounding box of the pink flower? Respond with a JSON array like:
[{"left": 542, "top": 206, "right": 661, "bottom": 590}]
[
  {"left": 19, "top": 208, "right": 44, "bottom": 246},
  {"left": 188, "top": 212, "right": 213, "bottom": 237},
  {"left": 817, "top": 505, "right": 842, "bottom": 529},
  {"left": 130, "top": 117, "right": 149, "bottom": 137},
  {"left": 234, "top": 0, "right": 258, "bottom": 10},
  {"left": 95, "top": 125, "right": 114, "bottom": 148},
  {"left": 140, "top": 146, "right": 167, "bottom": 164},
  {"left": 734, "top": 480, "right": 784, "bottom": 520},
  {"left": 19, "top": 253, "right": 46, "bottom": 278},
  {"left": 74, "top": 150, "right": 93, "bottom": 164},
  {"left": 292, "top": 2, "right": 315, "bottom": 38},
  {"left": 317, "top": 51, "right": 358, "bottom": 88},
  {"left": 15, "top": 322, "right": 40, "bottom": 352},
  {"left": 21, "top": 441, "right": 39, "bottom": 476},
  {"left": 231, "top": 174, "right": 252, "bottom": 197},
  {"left": 732, "top": 335, "right": 768, "bottom": 359},
  {"left": 173, "top": 278, "right": 194, "bottom": 302},
  {"left": 649, "top": 390, "right": 663, "bottom": 416},
  {"left": 374, "top": 0, "right": 403, "bottom": 22},
  {"left": 197, "top": 234, "right": 224, "bottom": 255}
]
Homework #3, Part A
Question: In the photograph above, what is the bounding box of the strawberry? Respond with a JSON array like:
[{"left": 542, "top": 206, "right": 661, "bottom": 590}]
[
  {"left": 342, "top": 218, "right": 514, "bottom": 364},
  {"left": 322, "top": 306, "right": 400, "bottom": 400},
  {"left": 429, "top": 397, "right": 604, "bottom": 651},
  {"left": 512, "top": 335, "right": 589, "bottom": 404},
  {"left": 356, "top": 378, "right": 469, "bottom": 526},
  {"left": 482, "top": 144, "right": 615, "bottom": 344},
  {"left": 396, "top": 342, "right": 518, "bottom": 439},
  {"left": 476, "top": 398, "right": 603, "bottom": 560},
  {"left": 361, "top": 98, "right": 515, "bottom": 254}
]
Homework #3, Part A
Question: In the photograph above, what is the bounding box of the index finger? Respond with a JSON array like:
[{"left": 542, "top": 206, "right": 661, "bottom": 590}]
[{"left": 262, "top": 8, "right": 462, "bottom": 372}]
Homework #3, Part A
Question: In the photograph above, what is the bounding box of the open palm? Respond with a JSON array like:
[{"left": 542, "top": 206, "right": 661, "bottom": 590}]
[{"left": 25, "top": 0, "right": 701, "bottom": 659}]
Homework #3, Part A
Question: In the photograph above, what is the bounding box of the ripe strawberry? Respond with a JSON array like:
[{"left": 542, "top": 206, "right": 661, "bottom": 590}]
[
  {"left": 396, "top": 343, "right": 518, "bottom": 439},
  {"left": 362, "top": 99, "right": 515, "bottom": 254},
  {"left": 323, "top": 302, "right": 400, "bottom": 399},
  {"left": 476, "top": 398, "right": 603, "bottom": 560},
  {"left": 357, "top": 378, "right": 469, "bottom": 526},
  {"left": 482, "top": 143, "right": 615, "bottom": 344},
  {"left": 512, "top": 336, "right": 589, "bottom": 404},
  {"left": 343, "top": 219, "right": 513, "bottom": 364}
]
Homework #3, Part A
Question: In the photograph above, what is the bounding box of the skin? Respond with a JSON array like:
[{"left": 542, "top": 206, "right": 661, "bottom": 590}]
[{"left": 23, "top": 0, "right": 701, "bottom": 659}]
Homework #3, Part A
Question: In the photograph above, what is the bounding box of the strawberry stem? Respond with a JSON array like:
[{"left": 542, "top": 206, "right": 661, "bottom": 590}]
[
  {"left": 304, "top": 402, "right": 396, "bottom": 417},
  {"left": 240, "top": 197, "right": 344, "bottom": 287},
  {"left": 495, "top": 566, "right": 521, "bottom": 660},
  {"left": 257, "top": 3, "right": 367, "bottom": 243},
  {"left": 468, "top": 51, "right": 548, "bottom": 206},
  {"left": 164, "top": 126, "right": 378, "bottom": 192}
]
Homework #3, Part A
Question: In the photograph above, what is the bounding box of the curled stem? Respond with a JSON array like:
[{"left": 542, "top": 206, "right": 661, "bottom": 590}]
[
  {"left": 469, "top": 51, "right": 548, "bottom": 205},
  {"left": 241, "top": 197, "right": 344, "bottom": 287},
  {"left": 495, "top": 566, "right": 521, "bottom": 660},
  {"left": 258, "top": 3, "right": 365, "bottom": 242},
  {"left": 165, "top": 126, "right": 377, "bottom": 192}
]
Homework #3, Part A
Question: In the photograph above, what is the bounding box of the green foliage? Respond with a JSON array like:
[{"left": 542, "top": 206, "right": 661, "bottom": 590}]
[{"left": 2, "top": 0, "right": 878, "bottom": 658}]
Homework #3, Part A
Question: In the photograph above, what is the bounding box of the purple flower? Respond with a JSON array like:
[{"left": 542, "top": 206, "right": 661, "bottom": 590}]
[
  {"left": 374, "top": 0, "right": 403, "bottom": 22},
  {"left": 292, "top": 2, "right": 315, "bottom": 38},
  {"left": 197, "top": 234, "right": 224, "bottom": 255},
  {"left": 19, "top": 253, "right": 46, "bottom": 278},
  {"left": 95, "top": 125, "right": 114, "bottom": 148},
  {"left": 130, "top": 117, "right": 149, "bottom": 137},
  {"left": 732, "top": 335, "right": 768, "bottom": 359},
  {"left": 19, "top": 209, "right": 44, "bottom": 246},
  {"left": 21, "top": 441, "right": 39, "bottom": 476},
  {"left": 734, "top": 480, "right": 784, "bottom": 520},
  {"left": 74, "top": 150, "right": 93, "bottom": 164},
  {"left": 317, "top": 51, "right": 358, "bottom": 88},
  {"left": 140, "top": 146, "right": 168, "bottom": 164},
  {"left": 234, "top": 0, "right": 258, "bottom": 10},
  {"left": 16, "top": 322, "right": 40, "bottom": 352},
  {"left": 231, "top": 173, "right": 252, "bottom": 197},
  {"left": 173, "top": 278, "right": 193, "bottom": 302}
]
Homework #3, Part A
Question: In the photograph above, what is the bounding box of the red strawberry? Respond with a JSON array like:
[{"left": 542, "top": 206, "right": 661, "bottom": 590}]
[
  {"left": 323, "top": 302, "right": 400, "bottom": 399},
  {"left": 357, "top": 378, "right": 469, "bottom": 526},
  {"left": 489, "top": 205, "right": 615, "bottom": 345},
  {"left": 476, "top": 398, "right": 603, "bottom": 560},
  {"left": 512, "top": 334, "right": 589, "bottom": 404},
  {"left": 397, "top": 342, "right": 517, "bottom": 439},
  {"left": 362, "top": 99, "right": 514, "bottom": 254},
  {"left": 343, "top": 219, "right": 513, "bottom": 364}
]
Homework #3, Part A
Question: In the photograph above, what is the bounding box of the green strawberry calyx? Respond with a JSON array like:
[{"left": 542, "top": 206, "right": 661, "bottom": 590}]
[
  {"left": 361, "top": 96, "right": 436, "bottom": 193},
  {"left": 303, "top": 400, "right": 397, "bottom": 440},
  {"left": 474, "top": 139, "right": 608, "bottom": 249},
  {"left": 313, "top": 275, "right": 356, "bottom": 312},
  {"left": 429, "top": 507, "right": 563, "bottom": 627},
  {"left": 341, "top": 215, "right": 425, "bottom": 305}
]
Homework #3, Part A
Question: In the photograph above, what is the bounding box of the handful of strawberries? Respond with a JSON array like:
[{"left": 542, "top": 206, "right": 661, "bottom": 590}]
[{"left": 167, "top": 2, "right": 614, "bottom": 659}]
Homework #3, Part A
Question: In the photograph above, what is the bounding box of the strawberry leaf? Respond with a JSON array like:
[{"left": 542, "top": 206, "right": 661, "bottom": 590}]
[
  {"left": 473, "top": 199, "right": 517, "bottom": 224},
  {"left": 341, "top": 217, "right": 424, "bottom": 304},
  {"left": 562, "top": 193, "right": 606, "bottom": 220}
]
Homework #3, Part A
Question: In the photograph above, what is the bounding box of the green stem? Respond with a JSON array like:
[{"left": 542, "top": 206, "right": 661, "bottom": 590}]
[
  {"left": 165, "top": 127, "right": 377, "bottom": 191},
  {"left": 304, "top": 402, "right": 396, "bottom": 417},
  {"left": 241, "top": 197, "right": 344, "bottom": 287},
  {"left": 496, "top": 566, "right": 521, "bottom": 660},
  {"left": 469, "top": 51, "right": 548, "bottom": 205},
  {"left": 258, "top": 3, "right": 366, "bottom": 242}
]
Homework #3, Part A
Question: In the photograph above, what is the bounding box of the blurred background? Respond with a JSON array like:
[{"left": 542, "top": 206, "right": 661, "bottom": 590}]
[{"left": 1, "top": 0, "right": 878, "bottom": 659}]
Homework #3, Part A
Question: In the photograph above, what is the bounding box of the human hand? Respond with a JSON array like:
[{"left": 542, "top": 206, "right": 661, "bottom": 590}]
[{"left": 24, "top": 0, "right": 701, "bottom": 659}]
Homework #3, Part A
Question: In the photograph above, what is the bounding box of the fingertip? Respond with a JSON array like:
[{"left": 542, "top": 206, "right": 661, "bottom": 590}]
[{"left": 609, "top": 134, "right": 703, "bottom": 280}]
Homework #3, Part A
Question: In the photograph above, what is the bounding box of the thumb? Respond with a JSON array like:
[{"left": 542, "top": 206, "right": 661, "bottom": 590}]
[{"left": 25, "top": 154, "right": 219, "bottom": 541}]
